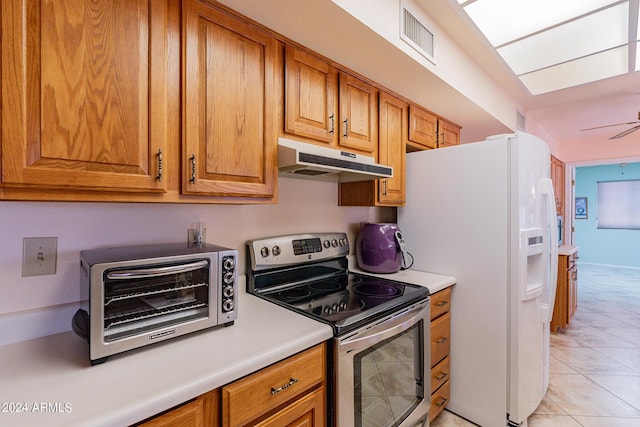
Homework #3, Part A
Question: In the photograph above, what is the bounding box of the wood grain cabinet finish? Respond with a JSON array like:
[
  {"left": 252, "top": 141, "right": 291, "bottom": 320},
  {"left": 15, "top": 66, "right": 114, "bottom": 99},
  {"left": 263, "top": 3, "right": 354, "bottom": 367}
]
[
  {"left": 221, "top": 343, "right": 326, "bottom": 427},
  {"left": 408, "top": 105, "right": 460, "bottom": 151},
  {"left": 136, "top": 390, "right": 218, "bottom": 427},
  {"left": 551, "top": 253, "right": 578, "bottom": 333},
  {"left": 181, "top": 0, "right": 279, "bottom": 199},
  {"left": 284, "top": 46, "right": 378, "bottom": 156},
  {"left": 339, "top": 91, "right": 406, "bottom": 206},
  {"left": 429, "top": 287, "right": 451, "bottom": 422},
  {"left": 551, "top": 155, "right": 565, "bottom": 215},
  {"left": 1, "top": 0, "right": 170, "bottom": 193},
  {"left": 285, "top": 45, "right": 338, "bottom": 145}
]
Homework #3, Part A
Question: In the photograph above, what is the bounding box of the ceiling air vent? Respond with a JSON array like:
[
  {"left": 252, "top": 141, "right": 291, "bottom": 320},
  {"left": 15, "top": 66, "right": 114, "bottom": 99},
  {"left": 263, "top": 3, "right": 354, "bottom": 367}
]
[{"left": 401, "top": 5, "right": 435, "bottom": 64}]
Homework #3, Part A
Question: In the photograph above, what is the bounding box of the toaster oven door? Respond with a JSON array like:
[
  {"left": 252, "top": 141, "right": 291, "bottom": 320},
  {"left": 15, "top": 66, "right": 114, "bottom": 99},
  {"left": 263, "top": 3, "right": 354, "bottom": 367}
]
[{"left": 90, "top": 255, "right": 225, "bottom": 362}]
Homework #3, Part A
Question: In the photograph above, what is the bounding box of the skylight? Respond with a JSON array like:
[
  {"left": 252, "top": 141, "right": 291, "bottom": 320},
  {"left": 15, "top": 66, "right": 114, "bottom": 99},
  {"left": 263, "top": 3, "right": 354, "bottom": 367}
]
[{"left": 457, "top": 0, "right": 640, "bottom": 95}]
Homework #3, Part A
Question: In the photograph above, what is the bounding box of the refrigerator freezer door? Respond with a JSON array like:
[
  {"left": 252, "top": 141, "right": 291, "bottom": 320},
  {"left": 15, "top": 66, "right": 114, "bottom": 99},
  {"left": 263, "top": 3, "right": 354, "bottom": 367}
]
[{"left": 508, "top": 134, "right": 554, "bottom": 424}]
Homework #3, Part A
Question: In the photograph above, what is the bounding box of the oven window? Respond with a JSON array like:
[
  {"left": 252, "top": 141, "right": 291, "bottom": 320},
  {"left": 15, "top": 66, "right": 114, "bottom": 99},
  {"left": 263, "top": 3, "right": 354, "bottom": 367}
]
[{"left": 354, "top": 322, "right": 424, "bottom": 426}]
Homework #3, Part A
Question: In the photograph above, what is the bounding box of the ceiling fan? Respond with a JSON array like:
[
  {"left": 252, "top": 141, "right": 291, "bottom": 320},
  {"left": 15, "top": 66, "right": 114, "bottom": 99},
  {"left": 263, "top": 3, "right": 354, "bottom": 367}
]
[{"left": 581, "top": 112, "right": 640, "bottom": 140}]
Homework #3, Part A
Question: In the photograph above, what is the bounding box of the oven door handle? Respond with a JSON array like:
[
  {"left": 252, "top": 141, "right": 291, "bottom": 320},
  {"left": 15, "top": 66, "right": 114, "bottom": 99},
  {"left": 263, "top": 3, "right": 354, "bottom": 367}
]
[
  {"left": 106, "top": 260, "right": 209, "bottom": 280},
  {"left": 339, "top": 301, "right": 428, "bottom": 354}
]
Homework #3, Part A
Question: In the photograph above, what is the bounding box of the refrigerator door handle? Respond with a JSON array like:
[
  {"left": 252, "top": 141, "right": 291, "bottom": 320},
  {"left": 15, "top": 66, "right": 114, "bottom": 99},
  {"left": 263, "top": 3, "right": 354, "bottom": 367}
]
[{"left": 539, "top": 177, "right": 559, "bottom": 321}]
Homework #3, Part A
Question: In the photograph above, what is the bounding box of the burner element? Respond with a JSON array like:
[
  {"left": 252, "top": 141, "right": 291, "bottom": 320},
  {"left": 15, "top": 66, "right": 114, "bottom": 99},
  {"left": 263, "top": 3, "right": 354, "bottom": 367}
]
[
  {"left": 309, "top": 281, "right": 342, "bottom": 292},
  {"left": 278, "top": 287, "right": 312, "bottom": 301},
  {"left": 353, "top": 282, "right": 403, "bottom": 298}
]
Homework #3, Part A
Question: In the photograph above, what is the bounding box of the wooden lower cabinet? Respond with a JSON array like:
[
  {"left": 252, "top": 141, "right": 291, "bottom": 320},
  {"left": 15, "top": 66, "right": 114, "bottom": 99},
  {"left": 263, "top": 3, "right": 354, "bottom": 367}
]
[
  {"left": 551, "top": 252, "right": 578, "bottom": 333},
  {"left": 136, "top": 343, "right": 326, "bottom": 427},
  {"left": 429, "top": 287, "right": 452, "bottom": 422}
]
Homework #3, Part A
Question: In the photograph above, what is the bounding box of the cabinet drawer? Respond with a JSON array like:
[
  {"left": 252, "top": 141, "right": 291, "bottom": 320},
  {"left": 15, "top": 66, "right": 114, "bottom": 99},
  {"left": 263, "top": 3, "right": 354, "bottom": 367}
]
[
  {"left": 431, "top": 312, "right": 450, "bottom": 367},
  {"left": 429, "top": 380, "right": 450, "bottom": 422},
  {"left": 430, "top": 288, "right": 451, "bottom": 320},
  {"left": 431, "top": 356, "right": 450, "bottom": 393},
  {"left": 221, "top": 344, "right": 325, "bottom": 427}
]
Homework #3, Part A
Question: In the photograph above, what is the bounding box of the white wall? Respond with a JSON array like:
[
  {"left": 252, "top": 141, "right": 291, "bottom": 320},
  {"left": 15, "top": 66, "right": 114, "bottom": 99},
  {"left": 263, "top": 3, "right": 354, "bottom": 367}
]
[{"left": 0, "top": 177, "right": 393, "bottom": 344}]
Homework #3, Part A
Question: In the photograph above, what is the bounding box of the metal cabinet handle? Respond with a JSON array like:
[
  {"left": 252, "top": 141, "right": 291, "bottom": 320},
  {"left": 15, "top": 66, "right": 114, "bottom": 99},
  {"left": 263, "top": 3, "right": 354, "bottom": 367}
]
[
  {"left": 383, "top": 179, "right": 388, "bottom": 196},
  {"left": 435, "top": 371, "right": 448, "bottom": 381},
  {"left": 436, "top": 337, "right": 448, "bottom": 344},
  {"left": 343, "top": 118, "right": 349, "bottom": 138},
  {"left": 156, "top": 149, "right": 163, "bottom": 182},
  {"left": 436, "top": 396, "right": 448, "bottom": 408},
  {"left": 271, "top": 378, "right": 299, "bottom": 395},
  {"left": 189, "top": 154, "right": 196, "bottom": 184},
  {"left": 436, "top": 300, "right": 449, "bottom": 307},
  {"left": 329, "top": 114, "right": 335, "bottom": 134}
]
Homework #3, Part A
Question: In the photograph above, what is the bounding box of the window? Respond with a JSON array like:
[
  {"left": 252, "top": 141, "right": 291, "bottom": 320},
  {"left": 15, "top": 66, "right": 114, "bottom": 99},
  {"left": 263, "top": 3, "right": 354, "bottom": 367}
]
[{"left": 597, "top": 180, "right": 640, "bottom": 229}]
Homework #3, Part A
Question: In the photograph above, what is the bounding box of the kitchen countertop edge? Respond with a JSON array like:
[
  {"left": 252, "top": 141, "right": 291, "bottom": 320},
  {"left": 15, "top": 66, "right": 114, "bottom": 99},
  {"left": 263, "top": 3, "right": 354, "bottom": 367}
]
[{"left": 0, "top": 278, "right": 333, "bottom": 427}]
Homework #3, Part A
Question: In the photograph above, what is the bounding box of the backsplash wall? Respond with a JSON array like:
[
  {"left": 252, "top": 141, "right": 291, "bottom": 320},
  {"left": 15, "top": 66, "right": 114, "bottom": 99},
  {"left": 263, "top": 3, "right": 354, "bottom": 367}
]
[{"left": 0, "top": 177, "right": 394, "bottom": 344}]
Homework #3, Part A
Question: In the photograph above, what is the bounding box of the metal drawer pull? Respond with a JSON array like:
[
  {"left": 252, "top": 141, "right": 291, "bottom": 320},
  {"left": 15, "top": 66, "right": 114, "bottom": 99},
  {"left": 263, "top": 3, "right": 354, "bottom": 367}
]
[
  {"left": 436, "top": 300, "right": 449, "bottom": 307},
  {"left": 436, "top": 337, "right": 448, "bottom": 344},
  {"left": 271, "top": 378, "right": 299, "bottom": 395},
  {"left": 436, "top": 396, "right": 448, "bottom": 407},
  {"left": 435, "top": 371, "right": 448, "bottom": 381}
]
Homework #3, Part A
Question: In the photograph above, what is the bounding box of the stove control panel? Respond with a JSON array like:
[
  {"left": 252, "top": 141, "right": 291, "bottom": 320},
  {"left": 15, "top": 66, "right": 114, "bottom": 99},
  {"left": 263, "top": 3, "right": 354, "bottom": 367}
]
[{"left": 247, "top": 232, "right": 349, "bottom": 271}]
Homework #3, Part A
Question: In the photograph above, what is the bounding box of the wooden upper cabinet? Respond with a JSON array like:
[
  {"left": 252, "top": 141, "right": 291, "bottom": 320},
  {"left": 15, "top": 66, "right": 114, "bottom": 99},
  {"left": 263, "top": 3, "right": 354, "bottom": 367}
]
[
  {"left": 284, "top": 47, "right": 377, "bottom": 156},
  {"left": 377, "top": 92, "right": 406, "bottom": 206},
  {"left": 285, "top": 45, "right": 338, "bottom": 145},
  {"left": 182, "top": 0, "right": 279, "bottom": 199},
  {"left": 408, "top": 105, "right": 438, "bottom": 150},
  {"left": 339, "top": 91, "right": 405, "bottom": 207},
  {"left": 438, "top": 119, "right": 460, "bottom": 148},
  {"left": 408, "top": 105, "right": 460, "bottom": 151},
  {"left": 1, "top": 0, "right": 169, "bottom": 192},
  {"left": 339, "top": 73, "right": 378, "bottom": 156}
]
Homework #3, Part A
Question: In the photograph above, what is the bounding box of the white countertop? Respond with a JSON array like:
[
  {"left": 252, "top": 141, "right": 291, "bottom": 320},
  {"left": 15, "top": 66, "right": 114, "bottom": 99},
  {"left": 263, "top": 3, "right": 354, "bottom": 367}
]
[
  {"left": 349, "top": 258, "right": 456, "bottom": 294},
  {"left": 559, "top": 245, "right": 579, "bottom": 256},
  {"left": 0, "top": 285, "right": 333, "bottom": 427}
]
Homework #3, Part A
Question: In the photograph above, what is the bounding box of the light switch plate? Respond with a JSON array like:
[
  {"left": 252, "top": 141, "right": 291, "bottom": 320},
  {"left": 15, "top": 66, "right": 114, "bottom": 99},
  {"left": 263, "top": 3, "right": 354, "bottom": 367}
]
[{"left": 22, "top": 237, "right": 58, "bottom": 277}]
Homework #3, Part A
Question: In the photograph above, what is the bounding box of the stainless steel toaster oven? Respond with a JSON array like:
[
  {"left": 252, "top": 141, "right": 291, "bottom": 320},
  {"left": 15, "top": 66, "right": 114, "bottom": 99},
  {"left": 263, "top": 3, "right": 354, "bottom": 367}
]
[{"left": 72, "top": 243, "right": 237, "bottom": 365}]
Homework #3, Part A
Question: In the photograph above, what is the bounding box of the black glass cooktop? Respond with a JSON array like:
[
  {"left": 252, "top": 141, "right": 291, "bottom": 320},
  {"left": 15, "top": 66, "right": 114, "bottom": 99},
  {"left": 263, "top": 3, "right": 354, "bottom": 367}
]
[{"left": 258, "top": 272, "right": 429, "bottom": 335}]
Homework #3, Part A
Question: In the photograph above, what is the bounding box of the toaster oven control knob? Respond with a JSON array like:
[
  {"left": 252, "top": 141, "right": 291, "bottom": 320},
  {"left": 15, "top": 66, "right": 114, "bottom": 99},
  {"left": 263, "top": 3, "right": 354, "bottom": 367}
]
[
  {"left": 223, "top": 257, "right": 235, "bottom": 271},
  {"left": 323, "top": 240, "right": 330, "bottom": 249},
  {"left": 223, "top": 285, "right": 234, "bottom": 298},
  {"left": 223, "top": 299, "right": 234, "bottom": 312},
  {"left": 272, "top": 245, "right": 281, "bottom": 256},
  {"left": 223, "top": 272, "right": 234, "bottom": 284},
  {"left": 260, "top": 246, "right": 269, "bottom": 257}
]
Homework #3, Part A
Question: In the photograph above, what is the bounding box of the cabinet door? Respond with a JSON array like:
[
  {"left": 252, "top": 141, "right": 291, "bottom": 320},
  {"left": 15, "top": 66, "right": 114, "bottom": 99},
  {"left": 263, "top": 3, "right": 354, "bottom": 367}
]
[
  {"left": 138, "top": 397, "right": 204, "bottom": 427},
  {"left": 339, "top": 73, "right": 378, "bottom": 155},
  {"left": 377, "top": 92, "right": 406, "bottom": 206},
  {"left": 285, "top": 46, "right": 338, "bottom": 145},
  {"left": 438, "top": 119, "right": 460, "bottom": 148},
  {"left": 254, "top": 387, "right": 325, "bottom": 427},
  {"left": 408, "top": 105, "right": 438, "bottom": 150},
  {"left": 182, "top": 0, "right": 279, "bottom": 199},
  {"left": 1, "top": 0, "right": 168, "bottom": 192}
]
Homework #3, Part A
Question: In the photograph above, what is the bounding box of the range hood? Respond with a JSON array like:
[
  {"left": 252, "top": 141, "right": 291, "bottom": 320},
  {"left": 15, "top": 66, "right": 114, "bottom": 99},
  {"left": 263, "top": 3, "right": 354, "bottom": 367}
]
[{"left": 278, "top": 138, "right": 393, "bottom": 183}]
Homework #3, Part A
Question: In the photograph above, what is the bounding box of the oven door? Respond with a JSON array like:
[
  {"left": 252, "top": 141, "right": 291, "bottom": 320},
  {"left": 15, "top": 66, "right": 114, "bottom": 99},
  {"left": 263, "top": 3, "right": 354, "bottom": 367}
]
[{"left": 336, "top": 299, "right": 430, "bottom": 427}]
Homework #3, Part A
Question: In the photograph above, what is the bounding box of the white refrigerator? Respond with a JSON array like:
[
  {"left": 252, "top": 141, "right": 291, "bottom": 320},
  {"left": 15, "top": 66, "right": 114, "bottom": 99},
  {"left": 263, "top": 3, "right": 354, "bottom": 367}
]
[{"left": 398, "top": 132, "right": 558, "bottom": 427}]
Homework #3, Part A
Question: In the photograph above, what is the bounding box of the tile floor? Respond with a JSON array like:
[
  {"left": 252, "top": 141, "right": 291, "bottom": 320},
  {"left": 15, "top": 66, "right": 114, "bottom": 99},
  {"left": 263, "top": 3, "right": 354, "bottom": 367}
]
[{"left": 431, "top": 263, "right": 640, "bottom": 427}]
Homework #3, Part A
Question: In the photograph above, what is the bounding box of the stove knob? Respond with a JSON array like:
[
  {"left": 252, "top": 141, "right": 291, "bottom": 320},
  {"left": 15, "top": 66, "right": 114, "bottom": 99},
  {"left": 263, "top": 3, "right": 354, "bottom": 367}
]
[
  {"left": 260, "top": 246, "right": 269, "bottom": 257},
  {"left": 323, "top": 240, "right": 330, "bottom": 249},
  {"left": 339, "top": 301, "right": 347, "bottom": 310},
  {"left": 272, "top": 245, "right": 281, "bottom": 256},
  {"left": 332, "top": 303, "right": 339, "bottom": 312},
  {"left": 331, "top": 239, "right": 338, "bottom": 247},
  {"left": 339, "top": 238, "right": 346, "bottom": 247},
  {"left": 323, "top": 305, "right": 331, "bottom": 314}
]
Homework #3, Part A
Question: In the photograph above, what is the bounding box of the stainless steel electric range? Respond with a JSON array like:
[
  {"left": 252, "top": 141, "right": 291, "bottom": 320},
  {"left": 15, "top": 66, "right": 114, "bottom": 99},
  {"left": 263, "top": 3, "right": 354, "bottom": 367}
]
[{"left": 247, "top": 232, "right": 431, "bottom": 427}]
